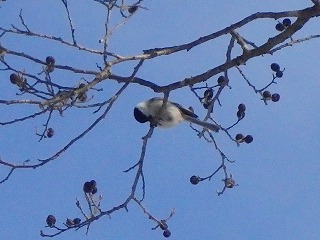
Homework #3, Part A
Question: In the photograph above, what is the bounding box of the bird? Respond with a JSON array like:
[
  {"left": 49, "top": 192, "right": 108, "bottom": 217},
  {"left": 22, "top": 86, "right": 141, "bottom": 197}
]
[{"left": 134, "top": 97, "right": 219, "bottom": 132}]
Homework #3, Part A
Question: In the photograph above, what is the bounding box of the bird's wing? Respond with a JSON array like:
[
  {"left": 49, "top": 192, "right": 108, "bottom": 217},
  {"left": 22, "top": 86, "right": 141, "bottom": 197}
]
[
  {"left": 172, "top": 102, "right": 198, "bottom": 118},
  {"left": 149, "top": 97, "right": 198, "bottom": 118}
]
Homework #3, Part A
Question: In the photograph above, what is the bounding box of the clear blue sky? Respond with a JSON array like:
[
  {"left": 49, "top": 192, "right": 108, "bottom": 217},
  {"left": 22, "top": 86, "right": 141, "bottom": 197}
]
[{"left": 1, "top": 1, "right": 319, "bottom": 239}]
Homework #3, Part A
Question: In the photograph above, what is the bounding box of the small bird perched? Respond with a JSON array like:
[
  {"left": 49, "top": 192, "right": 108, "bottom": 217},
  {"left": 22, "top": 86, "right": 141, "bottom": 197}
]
[{"left": 134, "top": 97, "right": 219, "bottom": 132}]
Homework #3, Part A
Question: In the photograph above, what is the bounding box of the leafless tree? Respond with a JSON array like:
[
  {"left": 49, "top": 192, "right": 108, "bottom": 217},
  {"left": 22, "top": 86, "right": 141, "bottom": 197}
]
[{"left": 0, "top": 0, "right": 319, "bottom": 238}]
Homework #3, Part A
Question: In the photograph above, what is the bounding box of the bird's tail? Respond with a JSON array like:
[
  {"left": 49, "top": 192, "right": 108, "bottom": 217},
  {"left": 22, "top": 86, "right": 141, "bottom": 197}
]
[{"left": 184, "top": 115, "right": 220, "bottom": 132}]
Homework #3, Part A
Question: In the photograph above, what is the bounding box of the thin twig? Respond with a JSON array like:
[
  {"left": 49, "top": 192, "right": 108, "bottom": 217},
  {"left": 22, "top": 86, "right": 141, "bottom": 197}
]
[{"left": 61, "top": 0, "right": 77, "bottom": 45}]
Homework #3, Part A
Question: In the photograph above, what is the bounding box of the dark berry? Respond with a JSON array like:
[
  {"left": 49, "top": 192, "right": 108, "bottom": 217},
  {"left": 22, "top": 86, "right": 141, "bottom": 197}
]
[
  {"left": 83, "top": 181, "right": 94, "bottom": 193},
  {"left": 262, "top": 90, "right": 272, "bottom": 99},
  {"left": 204, "top": 89, "right": 213, "bottom": 99},
  {"left": 282, "top": 18, "right": 291, "bottom": 27},
  {"left": 163, "top": 229, "right": 171, "bottom": 238},
  {"left": 128, "top": 5, "right": 138, "bottom": 14},
  {"left": 217, "top": 76, "right": 226, "bottom": 86},
  {"left": 237, "top": 110, "right": 245, "bottom": 119},
  {"left": 190, "top": 175, "right": 200, "bottom": 185},
  {"left": 238, "top": 103, "right": 246, "bottom": 112},
  {"left": 90, "top": 180, "right": 97, "bottom": 187},
  {"left": 45, "top": 56, "right": 55, "bottom": 66},
  {"left": 46, "top": 128, "right": 54, "bottom": 138},
  {"left": 276, "top": 71, "right": 283, "bottom": 78},
  {"left": 271, "top": 93, "right": 280, "bottom": 102},
  {"left": 244, "top": 135, "right": 253, "bottom": 143},
  {"left": 159, "top": 220, "right": 168, "bottom": 230},
  {"left": 92, "top": 186, "right": 98, "bottom": 194},
  {"left": 235, "top": 133, "right": 244, "bottom": 141},
  {"left": 46, "top": 215, "right": 56, "bottom": 227},
  {"left": 275, "top": 23, "right": 285, "bottom": 31},
  {"left": 202, "top": 102, "right": 213, "bottom": 112},
  {"left": 225, "top": 178, "right": 236, "bottom": 188},
  {"left": 73, "top": 218, "right": 81, "bottom": 225},
  {"left": 10, "top": 73, "right": 19, "bottom": 84},
  {"left": 270, "top": 63, "right": 280, "bottom": 72}
]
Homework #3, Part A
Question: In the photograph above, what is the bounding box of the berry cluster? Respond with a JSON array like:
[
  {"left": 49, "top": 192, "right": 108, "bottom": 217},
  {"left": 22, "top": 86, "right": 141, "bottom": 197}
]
[
  {"left": 262, "top": 90, "right": 280, "bottom": 102},
  {"left": 45, "top": 56, "right": 55, "bottom": 73},
  {"left": 46, "top": 215, "right": 56, "bottom": 227},
  {"left": 270, "top": 63, "right": 283, "bottom": 78},
  {"left": 235, "top": 133, "right": 253, "bottom": 144},
  {"left": 159, "top": 220, "right": 171, "bottom": 238},
  {"left": 201, "top": 76, "right": 229, "bottom": 110},
  {"left": 225, "top": 177, "right": 236, "bottom": 188},
  {"left": 45, "top": 181, "right": 98, "bottom": 230},
  {"left": 217, "top": 75, "right": 228, "bottom": 87},
  {"left": 128, "top": 5, "right": 138, "bottom": 14},
  {"left": 202, "top": 88, "right": 214, "bottom": 110},
  {"left": 275, "top": 18, "right": 292, "bottom": 32},
  {"left": 9, "top": 73, "right": 27, "bottom": 90},
  {"left": 260, "top": 62, "right": 283, "bottom": 103},
  {"left": 65, "top": 217, "right": 82, "bottom": 227},
  {"left": 46, "top": 128, "right": 54, "bottom": 138},
  {"left": 83, "top": 180, "right": 98, "bottom": 194},
  {"left": 237, "top": 103, "right": 246, "bottom": 119},
  {"left": 45, "top": 214, "right": 82, "bottom": 228},
  {"left": 189, "top": 171, "right": 238, "bottom": 195}
]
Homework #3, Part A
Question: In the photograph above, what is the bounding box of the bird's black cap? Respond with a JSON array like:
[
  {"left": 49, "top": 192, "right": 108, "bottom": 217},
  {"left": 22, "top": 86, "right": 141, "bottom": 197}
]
[{"left": 134, "top": 107, "right": 149, "bottom": 123}]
